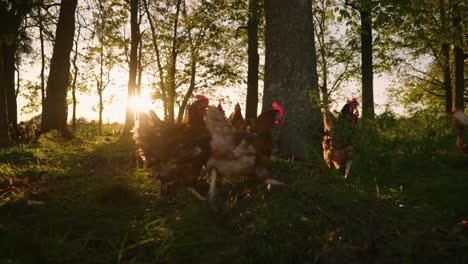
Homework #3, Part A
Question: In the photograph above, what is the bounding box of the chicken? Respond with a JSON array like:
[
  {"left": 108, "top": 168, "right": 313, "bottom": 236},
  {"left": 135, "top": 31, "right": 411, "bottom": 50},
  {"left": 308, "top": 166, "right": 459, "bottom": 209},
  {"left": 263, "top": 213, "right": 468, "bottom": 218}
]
[
  {"left": 204, "top": 101, "right": 285, "bottom": 207},
  {"left": 217, "top": 103, "right": 226, "bottom": 117},
  {"left": 322, "top": 98, "right": 359, "bottom": 178},
  {"left": 228, "top": 103, "right": 245, "bottom": 133},
  {"left": 134, "top": 95, "right": 211, "bottom": 198},
  {"left": 452, "top": 109, "right": 468, "bottom": 155}
]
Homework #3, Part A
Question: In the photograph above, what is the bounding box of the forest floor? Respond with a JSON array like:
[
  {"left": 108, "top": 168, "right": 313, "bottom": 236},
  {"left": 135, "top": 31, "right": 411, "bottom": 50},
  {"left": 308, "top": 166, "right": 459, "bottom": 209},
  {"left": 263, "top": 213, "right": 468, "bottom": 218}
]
[{"left": 1, "top": 132, "right": 467, "bottom": 264}]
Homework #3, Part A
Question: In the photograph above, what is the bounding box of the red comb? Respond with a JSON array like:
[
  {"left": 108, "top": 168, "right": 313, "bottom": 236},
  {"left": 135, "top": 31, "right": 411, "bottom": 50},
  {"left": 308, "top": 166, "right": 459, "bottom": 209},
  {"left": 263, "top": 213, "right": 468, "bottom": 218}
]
[
  {"left": 272, "top": 101, "right": 284, "bottom": 124},
  {"left": 196, "top": 95, "right": 209, "bottom": 105},
  {"left": 348, "top": 98, "right": 359, "bottom": 105},
  {"left": 272, "top": 102, "right": 284, "bottom": 115},
  {"left": 217, "top": 103, "right": 224, "bottom": 113}
]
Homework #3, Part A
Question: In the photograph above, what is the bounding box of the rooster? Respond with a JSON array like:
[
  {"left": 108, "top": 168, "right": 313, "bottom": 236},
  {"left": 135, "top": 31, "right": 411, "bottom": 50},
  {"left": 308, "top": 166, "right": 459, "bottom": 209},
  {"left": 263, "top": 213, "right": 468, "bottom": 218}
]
[
  {"left": 228, "top": 103, "right": 246, "bottom": 133},
  {"left": 134, "top": 95, "right": 211, "bottom": 199},
  {"left": 452, "top": 109, "right": 468, "bottom": 155},
  {"left": 204, "top": 101, "right": 286, "bottom": 207},
  {"left": 322, "top": 98, "right": 359, "bottom": 178}
]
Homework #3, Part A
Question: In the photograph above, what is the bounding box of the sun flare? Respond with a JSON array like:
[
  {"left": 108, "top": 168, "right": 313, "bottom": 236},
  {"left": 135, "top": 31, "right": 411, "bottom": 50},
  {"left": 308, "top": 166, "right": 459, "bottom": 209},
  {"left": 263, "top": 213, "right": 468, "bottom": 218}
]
[{"left": 128, "top": 96, "right": 154, "bottom": 113}]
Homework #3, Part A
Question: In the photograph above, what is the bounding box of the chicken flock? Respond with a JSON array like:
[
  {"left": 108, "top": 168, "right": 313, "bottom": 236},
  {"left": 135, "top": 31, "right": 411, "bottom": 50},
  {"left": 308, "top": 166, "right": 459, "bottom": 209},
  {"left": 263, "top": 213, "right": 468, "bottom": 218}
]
[
  {"left": 134, "top": 95, "right": 467, "bottom": 206},
  {"left": 134, "top": 95, "right": 285, "bottom": 206}
]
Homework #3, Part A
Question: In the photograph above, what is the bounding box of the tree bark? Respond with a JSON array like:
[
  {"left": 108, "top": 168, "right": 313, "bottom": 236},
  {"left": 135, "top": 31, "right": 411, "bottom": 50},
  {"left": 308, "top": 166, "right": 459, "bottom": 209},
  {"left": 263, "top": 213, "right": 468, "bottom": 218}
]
[
  {"left": 176, "top": 46, "right": 197, "bottom": 123},
  {"left": 122, "top": 0, "right": 139, "bottom": 135},
  {"left": 0, "top": 9, "right": 21, "bottom": 132},
  {"left": 142, "top": 0, "right": 167, "bottom": 120},
  {"left": 245, "top": 0, "right": 259, "bottom": 125},
  {"left": 452, "top": 1, "right": 464, "bottom": 111},
  {"left": 41, "top": 0, "right": 77, "bottom": 139},
  {"left": 39, "top": 6, "right": 46, "bottom": 107},
  {"left": 360, "top": 0, "right": 374, "bottom": 120},
  {"left": 4, "top": 47, "right": 17, "bottom": 128},
  {"left": 0, "top": 48, "right": 13, "bottom": 147},
  {"left": 263, "top": 0, "right": 320, "bottom": 160},
  {"left": 71, "top": 24, "right": 80, "bottom": 132},
  {"left": 167, "top": 0, "right": 182, "bottom": 123}
]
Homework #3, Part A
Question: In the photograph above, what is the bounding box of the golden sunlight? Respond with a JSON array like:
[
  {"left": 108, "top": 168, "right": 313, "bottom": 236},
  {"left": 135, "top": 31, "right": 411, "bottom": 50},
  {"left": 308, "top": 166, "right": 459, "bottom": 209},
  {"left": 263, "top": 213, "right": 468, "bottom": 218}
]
[{"left": 128, "top": 96, "right": 153, "bottom": 113}]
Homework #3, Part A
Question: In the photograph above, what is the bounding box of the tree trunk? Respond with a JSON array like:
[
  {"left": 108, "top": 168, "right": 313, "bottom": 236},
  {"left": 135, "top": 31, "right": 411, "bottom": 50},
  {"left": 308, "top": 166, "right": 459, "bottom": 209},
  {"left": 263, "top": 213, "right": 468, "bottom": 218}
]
[
  {"left": 122, "top": 0, "right": 139, "bottom": 135},
  {"left": 176, "top": 5, "right": 197, "bottom": 123},
  {"left": 0, "top": 7, "right": 22, "bottom": 132},
  {"left": 166, "top": 0, "right": 182, "bottom": 123},
  {"left": 0, "top": 49, "right": 13, "bottom": 147},
  {"left": 41, "top": 0, "right": 77, "bottom": 139},
  {"left": 452, "top": 1, "right": 464, "bottom": 111},
  {"left": 263, "top": 0, "right": 320, "bottom": 160},
  {"left": 98, "top": 85, "right": 103, "bottom": 135},
  {"left": 360, "top": 0, "right": 374, "bottom": 120},
  {"left": 71, "top": 24, "right": 80, "bottom": 132},
  {"left": 98, "top": 41, "right": 104, "bottom": 136},
  {"left": 4, "top": 48, "right": 18, "bottom": 127},
  {"left": 176, "top": 47, "right": 197, "bottom": 123},
  {"left": 142, "top": 0, "right": 167, "bottom": 120},
  {"left": 245, "top": 0, "right": 259, "bottom": 124},
  {"left": 39, "top": 6, "right": 46, "bottom": 106}
]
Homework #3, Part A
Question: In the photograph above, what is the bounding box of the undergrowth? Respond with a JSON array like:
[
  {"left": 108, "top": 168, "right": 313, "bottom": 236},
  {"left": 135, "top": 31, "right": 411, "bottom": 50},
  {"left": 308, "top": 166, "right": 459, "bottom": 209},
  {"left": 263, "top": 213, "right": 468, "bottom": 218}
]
[{"left": 0, "top": 116, "right": 467, "bottom": 264}]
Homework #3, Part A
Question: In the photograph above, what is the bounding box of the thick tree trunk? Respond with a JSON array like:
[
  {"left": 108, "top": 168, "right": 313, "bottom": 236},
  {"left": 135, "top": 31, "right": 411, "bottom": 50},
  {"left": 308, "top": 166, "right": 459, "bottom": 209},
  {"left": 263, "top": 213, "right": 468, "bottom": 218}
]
[
  {"left": 452, "top": 2, "right": 464, "bottom": 111},
  {"left": 4, "top": 48, "right": 18, "bottom": 128},
  {"left": 0, "top": 11, "right": 21, "bottom": 132},
  {"left": 453, "top": 49, "right": 463, "bottom": 110},
  {"left": 41, "top": 0, "right": 77, "bottom": 139},
  {"left": 122, "top": 0, "right": 139, "bottom": 135},
  {"left": 264, "top": 0, "right": 320, "bottom": 160},
  {"left": 452, "top": 1, "right": 465, "bottom": 155},
  {"left": 360, "top": 0, "right": 374, "bottom": 120},
  {"left": 245, "top": 0, "right": 259, "bottom": 124},
  {"left": 0, "top": 49, "right": 13, "bottom": 147}
]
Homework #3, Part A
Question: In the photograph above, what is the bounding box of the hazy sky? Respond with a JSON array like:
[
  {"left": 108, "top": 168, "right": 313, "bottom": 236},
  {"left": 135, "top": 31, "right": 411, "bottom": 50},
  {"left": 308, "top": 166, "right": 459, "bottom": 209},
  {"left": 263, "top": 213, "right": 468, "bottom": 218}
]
[{"left": 17, "top": 71, "right": 397, "bottom": 124}]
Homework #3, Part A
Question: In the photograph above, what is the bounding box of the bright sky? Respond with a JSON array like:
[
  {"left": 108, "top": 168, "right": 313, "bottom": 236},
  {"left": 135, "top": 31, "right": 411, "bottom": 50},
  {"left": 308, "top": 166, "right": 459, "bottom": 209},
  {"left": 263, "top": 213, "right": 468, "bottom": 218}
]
[{"left": 17, "top": 73, "right": 397, "bottom": 124}]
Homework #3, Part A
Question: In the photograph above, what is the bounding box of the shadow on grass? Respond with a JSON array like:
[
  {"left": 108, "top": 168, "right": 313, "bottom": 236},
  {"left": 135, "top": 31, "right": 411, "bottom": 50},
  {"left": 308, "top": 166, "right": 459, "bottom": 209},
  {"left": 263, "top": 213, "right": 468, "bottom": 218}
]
[{"left": 1, "top": 135, "right": 468, "bottom": 264}]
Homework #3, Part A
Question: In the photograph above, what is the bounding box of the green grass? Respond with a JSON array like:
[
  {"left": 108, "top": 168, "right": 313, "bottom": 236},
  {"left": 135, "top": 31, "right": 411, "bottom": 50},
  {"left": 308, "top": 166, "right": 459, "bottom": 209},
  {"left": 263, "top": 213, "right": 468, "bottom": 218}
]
[{"left": 1, "top": 125, "right": 468, "bottom": 264}]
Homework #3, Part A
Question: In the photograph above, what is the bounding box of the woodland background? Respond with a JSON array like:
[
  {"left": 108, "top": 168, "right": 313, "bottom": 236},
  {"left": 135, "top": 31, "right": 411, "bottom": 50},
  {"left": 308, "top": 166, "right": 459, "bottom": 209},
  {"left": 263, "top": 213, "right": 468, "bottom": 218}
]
[{"left": 0, "top": 0, "right": 467, "bottom": 263}]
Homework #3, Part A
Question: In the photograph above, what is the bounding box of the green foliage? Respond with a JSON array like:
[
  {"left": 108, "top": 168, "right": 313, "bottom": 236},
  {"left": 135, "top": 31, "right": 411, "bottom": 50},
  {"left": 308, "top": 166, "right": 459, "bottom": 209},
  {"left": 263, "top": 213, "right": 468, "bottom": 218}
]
[
  {"left": 313, "top": 0, "right": 360, "bottom": 100},
  {"left": 360, "top": 109, "right": 454, "bottom": 155}
]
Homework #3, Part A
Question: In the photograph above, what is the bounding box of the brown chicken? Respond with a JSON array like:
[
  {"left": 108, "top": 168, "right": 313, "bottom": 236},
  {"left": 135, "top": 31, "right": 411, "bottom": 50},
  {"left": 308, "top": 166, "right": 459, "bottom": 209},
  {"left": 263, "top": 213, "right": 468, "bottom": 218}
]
[
  {"left": 228, "top": 103, "right": 245, "bottom": 133},
  {"left": 204, "top": 101, "right": 285, "bottom": 206},
  {"left": 322, "top": 98, "right": 359, "bottom": 178},
  {"left": 134, "top": 95, "right": 211, "bottom": 198}
]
